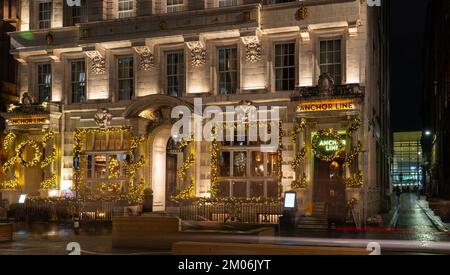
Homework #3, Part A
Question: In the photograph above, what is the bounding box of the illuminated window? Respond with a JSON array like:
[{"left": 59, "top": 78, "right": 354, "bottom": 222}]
[
  {"left": 275, "top": 43, "right": 296, "bottom": 91},
  {"left": 38, "top": 2, "right": 52, "bottom": 29},
  {"left": 71, "top": 60, "right": 86, "bottom": 103},
  {"left": 167, "top": 0, "right": 185, "bottom": 13},
  {"left": 319, "top": 39, "right": 342, "bottom": 84},
  {"left": 118, "top": 0, "right": 134, "bottom": 18},
  {"left": 218, "top": 47, "right": 238, "bottom": 95},
  {"left": 217, "top": 148, "right": 280, "bottom": 198},
  {"left": 37, "top": 63, "right": 52, "bottom": 103},
  {"left": 167, "top": 51, "right": 185, "bottom": 97},
  {"left": 118, "top": 56, "right": 134, "bottom": 101},
  {"left": 219, "top": 0, "right": 237, "bottom": 7}
]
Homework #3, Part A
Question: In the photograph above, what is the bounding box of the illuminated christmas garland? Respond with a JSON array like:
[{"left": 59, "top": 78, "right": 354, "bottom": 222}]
[
  {"left": 40, "top": 174, "right": 58, "bottom": 190},
  {"left": 108, "top": 158, "right": 121, "bottom": 179},
  {"left": 194, "top": 196, "right": 282, "bottom": 205},
  {"left": 344, "top": 171, "right": 364, "bottom": 189},
  {"left": 2, "top": 131, "right": 57, "bottom": 172},
  {"left": 312, "top": 129, "right": 345, "bottom": 162},
  {"left": 346, "top": 118, "right": 362, "bottom": 136},
  {"left": 172, "top": 178, "right": 196, "bottom": 201},
  {"left": 73, "top": 127, "right": 146, "bottom": 201},
  {"left": 16, "top": 140, "right": 43, "bottom": 168},
  {"left": 291, "top": 147, "right": 307, "bottom": 171},
  {"left": 0, "top": 177, "right": 19, "bottom": 190},
  {"left": 178, "top": 153, "right": 195, "bottom": 181},
  {"left": 99, "top": 182, "right": 122, "bottom": 196},
  {"left": 291, "top": 118, "right": 307, "bottom": 143},
  {"left": 344, "top": 141, "right": 363, "bottom": 167},
  {"left": 3, "top": 132, "right": 16, "bottom": 150},
  {"left": 277, "top": 121, "right": 284, "bottom": 184},
  {"left": 291, "top": 173, "right": 308, "bottom": 190},
  {"left": 126, "top": 178, "right": 146, "bottom": 204},
  {"left": 174, "top": 134, "right": 196, "bottom": 200},
  {"left": 209, "top": 127, "right": 220, "bottom": 199},
  {"left": 290, "top": 118, "right": 310, "bottom": 189}
]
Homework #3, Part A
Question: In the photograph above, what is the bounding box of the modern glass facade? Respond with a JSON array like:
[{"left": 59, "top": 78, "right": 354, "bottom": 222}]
[{"left": 392, "top": 132, "right": 423, "bottom": 188}]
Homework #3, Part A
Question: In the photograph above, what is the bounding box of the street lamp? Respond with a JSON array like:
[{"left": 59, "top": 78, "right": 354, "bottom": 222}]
[{"left": 425, "top": 131, "right": 432, "bottom": 136}]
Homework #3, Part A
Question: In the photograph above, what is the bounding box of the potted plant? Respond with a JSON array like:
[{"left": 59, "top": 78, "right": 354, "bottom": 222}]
[{"left": 143, "top": 188, "right": 154, "bottom": 213}]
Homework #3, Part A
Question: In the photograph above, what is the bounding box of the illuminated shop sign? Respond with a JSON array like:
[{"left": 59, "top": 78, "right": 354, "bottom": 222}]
[
  {"left": 312, "top": 129, "right": 346, "bottom": 162},
  {"left": 298, "top": 99, "right": 356, "bottom": 113},
  {"left": 8, "top": 116, "right": 49, "bottom": 126}
]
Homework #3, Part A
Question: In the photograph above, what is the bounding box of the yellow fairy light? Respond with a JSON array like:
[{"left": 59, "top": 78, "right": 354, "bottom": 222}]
[{"left": 40, "top": 174, "right": 58, "bottom": 190}]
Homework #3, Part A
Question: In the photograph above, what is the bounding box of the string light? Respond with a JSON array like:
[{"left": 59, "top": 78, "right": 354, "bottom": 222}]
[
  {"left": 291, "top": 173, "right": 308, "bottom": 190},
  {"left": 40, "top": 174, "right": 58, "bottom": 190},
  {"left": 344, "top": 171, "right": 364, "bottom": 189}
]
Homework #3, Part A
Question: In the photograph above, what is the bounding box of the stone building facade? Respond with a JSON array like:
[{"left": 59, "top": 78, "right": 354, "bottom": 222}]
[{"left": 1, "top": 0, "right": 391, "bottom": 225}]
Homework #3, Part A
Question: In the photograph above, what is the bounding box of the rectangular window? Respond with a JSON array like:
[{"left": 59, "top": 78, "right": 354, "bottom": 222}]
[
  {"left": 71, "top": 60, "right": 86, "bottom": 103},
  {"left": 118, "top": 56, "right": 134, "bottom": 101},
  {"left": 37, "top": 63, "right": 52, "bottom": 102},
  {"left": 38, "top": 2, "right": 52, "bottom": 29},
  {"left": 167, "top": 0, "right": 184, "bottom": 13},
  {"left": 118, "top": 0, "right": 134, "bottom": 18},
  {"left": 167, "top": 51, "right": 185, "bottom": 97},
  {"left": 71, "top": 0, "right": 85, "bottom": 25},
  {"left": 319, "top": 39, "right": 342, "bottom": 84},
  {"left": 218, "top": 47, "right": 238, "bottom": 95},
  {"left": 219, "top": 0, "right": 237, "bottom": 7},
  {"left": 275, "top": 43, "right": 296, "bottom": 91},
  {"left": 217, "top": 148, "right": 280, "bottom": 198}
]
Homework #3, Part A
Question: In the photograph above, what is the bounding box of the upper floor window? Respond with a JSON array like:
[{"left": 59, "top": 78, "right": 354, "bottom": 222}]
[
  {"left": 319, "top": 39, "right": 342, "bottom": 85},
  {"left": 167, "top": 51, "right": 185, "bottom": 97},
  {"left": 219, "top": 0, "right": 237, "bottom": 7},
  {"left": 71, "top": 60, "right": 86, "bottom": 103},
  {"left": 118, "top": 0, "right": 134, "bottom": 18},
  {"left": 37, "top": 63, "right": 52, "bottom": 103},
  {"left": 38, "top": 2, "right": 52, "bottom": 29},
  {"left": 71, "top": 0, "right": 86, "bottom": 25},
  {"left": 167, "top": 0, "right": 185, "bottom": 13},
  {"left": 271, "top": 0, "right": 296, "bottom": 3},
  {"left": 117, "top": 56, "right": 134, "bottom": 101},
  {"left": 218, "top": 47, "right": 238, "bottom": 95},
  {"left": 274, "top": 43, "right": 296, "bottom": 91}
]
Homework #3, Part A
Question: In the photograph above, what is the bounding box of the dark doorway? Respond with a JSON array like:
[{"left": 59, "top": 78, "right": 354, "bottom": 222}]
[
  {"left": 313, "top": 158, "right": 347, "bottom": 224},
  {"left": 166, "top": 138, "right": 180, "bottom": 207}
]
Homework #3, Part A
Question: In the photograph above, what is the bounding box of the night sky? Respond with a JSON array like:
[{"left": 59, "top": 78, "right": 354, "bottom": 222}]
[{"left": 390, "top": 0, "right": 430, "bottom": 132}]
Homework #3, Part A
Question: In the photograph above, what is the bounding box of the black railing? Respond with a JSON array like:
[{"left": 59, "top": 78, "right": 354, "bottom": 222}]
[
  {"left": 180, "top": 201, "right": 283, "bottom": 224},
  {"left": 7, "top": 200, "right": 131, "bottom": 222}
]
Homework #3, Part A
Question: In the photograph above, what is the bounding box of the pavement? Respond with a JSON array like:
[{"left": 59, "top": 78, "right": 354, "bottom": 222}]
[{"left": 0, "top": 193, "right": 448, "bottom": 255}]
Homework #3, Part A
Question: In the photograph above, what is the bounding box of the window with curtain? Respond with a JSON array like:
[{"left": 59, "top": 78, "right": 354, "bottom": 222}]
[{"left": 274, "top": 43, "right": 296, "bottom": 91}]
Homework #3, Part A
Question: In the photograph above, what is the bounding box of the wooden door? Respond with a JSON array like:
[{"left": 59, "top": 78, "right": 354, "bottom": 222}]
[{"left": 166, "top": 154, "right": 178, "bottom": 207}]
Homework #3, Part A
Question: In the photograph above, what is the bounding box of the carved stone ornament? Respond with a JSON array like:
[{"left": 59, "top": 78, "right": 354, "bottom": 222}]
[
  {"left": 242, "top": 36, "right": 262, "bottom": 63},
  {"left": 187, "top": 41, "right": 207, "bottom": 68},
  {"left": 85, "top": 51, "right": 106, "bottom": 75},
  {"left": 94, "top": 108, "right": 113, "bottom": 129},
  {"left": 21, "top": 92, "right": 35, "bottom": 106},
  {"left": 134, "top": 46, "right": 154, "bottom": 71},
  {"left": 318, "top": 73, "right": 335, "bottom": 94}
]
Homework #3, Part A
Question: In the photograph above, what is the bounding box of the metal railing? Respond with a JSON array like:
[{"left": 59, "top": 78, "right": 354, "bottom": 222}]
[
  {"left": 179, "top": 201, "right": 284, "bottom": 224},
  {"left": 9, "top": 200, "right": 131, "bottom": 222}
]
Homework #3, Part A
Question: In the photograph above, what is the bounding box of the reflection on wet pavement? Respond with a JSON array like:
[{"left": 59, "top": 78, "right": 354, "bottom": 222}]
[{"left": 0, "top": 193, "right": 448, "bottom": 255}]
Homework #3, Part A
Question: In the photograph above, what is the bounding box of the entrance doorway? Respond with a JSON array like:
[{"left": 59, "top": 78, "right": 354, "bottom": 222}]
[
  {"left": 313, "top": 158, "right": 347, "bottom": 224},
  {"left": 166, "top": 138, "right": 179, "bottom": 207}
]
